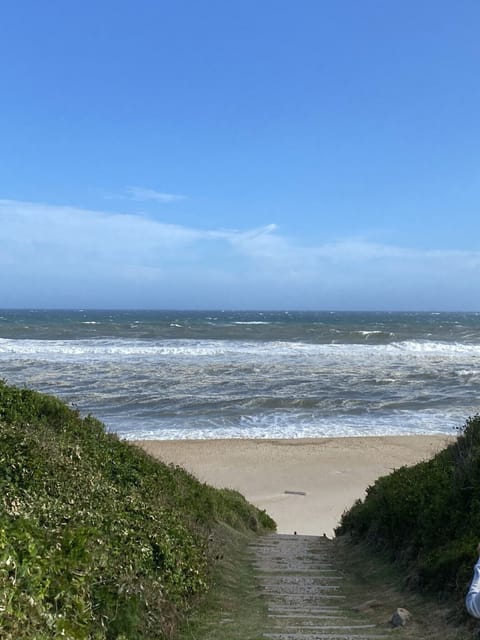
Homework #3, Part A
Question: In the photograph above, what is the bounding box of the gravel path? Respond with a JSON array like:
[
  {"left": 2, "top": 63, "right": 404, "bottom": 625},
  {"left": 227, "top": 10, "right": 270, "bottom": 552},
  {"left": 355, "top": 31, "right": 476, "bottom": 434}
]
[{"left": 250, "top": 534, "right": 391, "bottom": 640}]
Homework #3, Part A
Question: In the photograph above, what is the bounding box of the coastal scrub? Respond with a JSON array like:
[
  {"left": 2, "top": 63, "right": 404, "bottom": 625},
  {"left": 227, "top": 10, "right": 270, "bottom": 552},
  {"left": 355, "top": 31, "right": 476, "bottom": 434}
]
[
  {"left": 0, "top": 381, "right": 275, "bottom": 639},
  {"left": 336, "top": 416, "right": 480, "bottom": 608}
]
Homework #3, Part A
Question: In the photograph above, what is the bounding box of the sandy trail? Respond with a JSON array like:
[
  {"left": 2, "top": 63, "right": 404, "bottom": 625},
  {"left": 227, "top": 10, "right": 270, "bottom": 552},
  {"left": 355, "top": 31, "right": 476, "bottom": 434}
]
[{"left": 136, "top": 436, "right": 452, "bottom": 536}]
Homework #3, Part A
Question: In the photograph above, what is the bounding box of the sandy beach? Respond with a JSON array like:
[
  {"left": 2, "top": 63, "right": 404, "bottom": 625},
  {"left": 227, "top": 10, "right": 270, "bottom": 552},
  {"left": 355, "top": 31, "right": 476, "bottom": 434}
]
[{"left": 136, "top": 435, "right": 453, "bottom": 537}]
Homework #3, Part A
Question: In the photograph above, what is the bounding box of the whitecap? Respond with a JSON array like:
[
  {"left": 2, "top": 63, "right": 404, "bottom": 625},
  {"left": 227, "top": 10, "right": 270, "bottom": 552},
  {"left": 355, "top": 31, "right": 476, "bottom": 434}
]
[{"left": 233, "top": 321, "right": 271, "bottom": 325}]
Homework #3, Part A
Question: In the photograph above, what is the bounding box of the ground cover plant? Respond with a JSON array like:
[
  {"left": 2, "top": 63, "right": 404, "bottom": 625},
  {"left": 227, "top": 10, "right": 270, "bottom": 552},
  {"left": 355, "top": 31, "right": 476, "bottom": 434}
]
[
  {"left": 336, "top": 416, "right": 480, "bottom": 609},
  {"left": 0, "top": 381, "right": 275, "bottom": 639}
]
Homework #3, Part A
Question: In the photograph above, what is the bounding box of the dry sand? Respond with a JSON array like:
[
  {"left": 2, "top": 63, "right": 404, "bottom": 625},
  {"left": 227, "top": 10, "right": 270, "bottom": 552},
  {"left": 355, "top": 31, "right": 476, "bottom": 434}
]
[{"left": 135, "top": 435, "right": 453, "bottom": 537}]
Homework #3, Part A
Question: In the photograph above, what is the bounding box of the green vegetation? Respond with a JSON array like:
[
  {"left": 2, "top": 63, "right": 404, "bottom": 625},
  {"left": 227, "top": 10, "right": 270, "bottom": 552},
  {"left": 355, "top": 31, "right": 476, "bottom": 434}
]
[
  {"left": 336, "top": 416, "right": 480, "bottom": 608},
  {"left": 333, "top": 537, "right": 470, "bottom": 639},
  {"left": 179, "top": 523, "right": 268, "bottom": 640},
  {"left": 0, "top": 381, "right": 275, "bottom": 640}
]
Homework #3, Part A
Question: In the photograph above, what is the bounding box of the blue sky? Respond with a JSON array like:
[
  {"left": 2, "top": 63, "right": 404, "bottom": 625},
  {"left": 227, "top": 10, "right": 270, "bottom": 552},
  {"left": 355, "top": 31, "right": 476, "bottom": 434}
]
[{"left": 1, "top": 1, "right": 479, "bottom": 310}]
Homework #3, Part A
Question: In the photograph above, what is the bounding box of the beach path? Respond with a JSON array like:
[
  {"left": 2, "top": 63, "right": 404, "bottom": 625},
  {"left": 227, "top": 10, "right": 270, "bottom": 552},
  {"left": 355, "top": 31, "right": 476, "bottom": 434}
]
[
  {"left": 251, "top": 533, "right": 389, "bottom": 640},
  {"left": 137, "top": 436, "right": 451, "bottom": 537}
]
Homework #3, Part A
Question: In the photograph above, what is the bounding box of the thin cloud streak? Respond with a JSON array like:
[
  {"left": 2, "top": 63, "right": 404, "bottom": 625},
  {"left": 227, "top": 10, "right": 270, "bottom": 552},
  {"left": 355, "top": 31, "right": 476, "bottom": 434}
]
[
  {"left": 1, "top": 199, "right": 479, "bottom": 309},
  {"left": 1, "top": 199, "right": 478, "bottom": 268},
  {"left": 125, "top": 186, "right": 186, "bottom": 203}
]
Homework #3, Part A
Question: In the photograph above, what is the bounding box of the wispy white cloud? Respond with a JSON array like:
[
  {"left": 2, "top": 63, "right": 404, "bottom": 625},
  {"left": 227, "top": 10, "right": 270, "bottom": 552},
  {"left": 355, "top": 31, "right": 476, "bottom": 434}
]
[
  {"left": 124, "top": 186, "right": 186, "bottom": 203},
  {"left": 0, "top": 199, "right": 275, "bottom": 270},
  {"left": 1, "top": 198, "right": 479, "bottom": 309}
]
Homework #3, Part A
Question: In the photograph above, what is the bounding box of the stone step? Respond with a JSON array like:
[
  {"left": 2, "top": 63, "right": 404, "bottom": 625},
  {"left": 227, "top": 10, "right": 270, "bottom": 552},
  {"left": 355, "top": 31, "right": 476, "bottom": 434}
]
[
  {"left": 272, "top": 624, "right": 379, "bottom": 631},
  {"left": 269, "top": 615, "right": 347, "bottom": 620},
  {"left": 250, "top": 534, "right": 390, "bottom": 640},
  {"left": 260, "top": 576, "right": 343, "bottom": 584},
  {"left": 268, "top": 607, "right": 343, "bottom": 615},
  {"left": 260, "top": 585, "right": 341, "bottom": 593},
  {"left": 268, "top": 612, "right": 345, "bottom": 618},
  {"left": 263, "top": 633, "right": 390, "bottom": 640}
]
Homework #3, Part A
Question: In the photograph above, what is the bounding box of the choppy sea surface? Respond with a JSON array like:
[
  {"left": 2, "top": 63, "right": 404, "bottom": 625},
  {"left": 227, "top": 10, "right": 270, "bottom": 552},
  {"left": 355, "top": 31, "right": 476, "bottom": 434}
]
[{"left": 1, "top": 309, "right": 480, "bottom": 440}]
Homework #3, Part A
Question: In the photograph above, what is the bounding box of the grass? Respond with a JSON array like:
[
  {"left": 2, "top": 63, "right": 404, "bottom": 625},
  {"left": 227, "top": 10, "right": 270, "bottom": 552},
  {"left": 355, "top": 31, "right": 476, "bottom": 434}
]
[
  {"left": 181, "top": 529, "right": 476, "bottom": 640},
  {"left": 178, "top": 524, "right": 268, "bottom": 640},
  {"left": 0, "top": 380, "right": 275, "bottom": 639},
  {"left": 334, "top": 536, "right": 473, "bottom": 639},
  {"left": 182, "top": 529, "right": 478, "bottom": 640}
]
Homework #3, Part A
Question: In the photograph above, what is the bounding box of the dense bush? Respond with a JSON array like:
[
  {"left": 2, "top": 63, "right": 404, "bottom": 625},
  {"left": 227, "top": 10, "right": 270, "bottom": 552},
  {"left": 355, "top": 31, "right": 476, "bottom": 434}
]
[
  {"left": 0, "top": 381, "right": 275, "bottom": 639},
  {"left": 336, "top": 416, "right": 480, "bottom": 601}
]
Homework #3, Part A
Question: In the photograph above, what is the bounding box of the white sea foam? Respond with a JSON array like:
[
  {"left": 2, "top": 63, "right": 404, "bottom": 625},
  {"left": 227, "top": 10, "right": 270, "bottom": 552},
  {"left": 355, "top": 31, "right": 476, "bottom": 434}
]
[
  {"left": 357, "top": 330, "right": 384, "bottom": 336},
  {"left": 456, "top": 369, "right": 480, "bottom": 377},
  {"left": 2, "top": 333, "right": 480, "bottom": 440},
  {"left": 386, "top": 341, "right": 480, "bottom": 356},
  {"left": 117, "top": 407, "right": 465, "bottom": 441},
  {"left": 233, "top": 321, "right": 272, "bottom": 325},
  {"left": 2, "top": 337, "right": 480, "bottom": 363}
]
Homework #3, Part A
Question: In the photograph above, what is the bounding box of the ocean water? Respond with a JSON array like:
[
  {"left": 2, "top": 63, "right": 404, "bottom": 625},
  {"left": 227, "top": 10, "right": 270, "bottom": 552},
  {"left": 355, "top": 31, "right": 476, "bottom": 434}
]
[{"left": 1, "top": 309, "right": 480, "bottom": 440}]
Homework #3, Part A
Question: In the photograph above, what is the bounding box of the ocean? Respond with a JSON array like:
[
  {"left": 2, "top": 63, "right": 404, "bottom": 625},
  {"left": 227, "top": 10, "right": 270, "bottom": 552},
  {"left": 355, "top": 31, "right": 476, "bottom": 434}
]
[{"left": 1, "top": 309, "right": 479, "bottom": 440}]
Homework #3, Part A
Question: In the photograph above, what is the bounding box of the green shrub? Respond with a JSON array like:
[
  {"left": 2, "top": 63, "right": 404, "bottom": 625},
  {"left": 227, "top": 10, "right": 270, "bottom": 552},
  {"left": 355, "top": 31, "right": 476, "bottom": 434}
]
[
  {"left": 336, "top": 416, "right": 480, "bottom": 604},
  {"left": 0, "top": 381, "right": 275, "bottom": 639}
]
